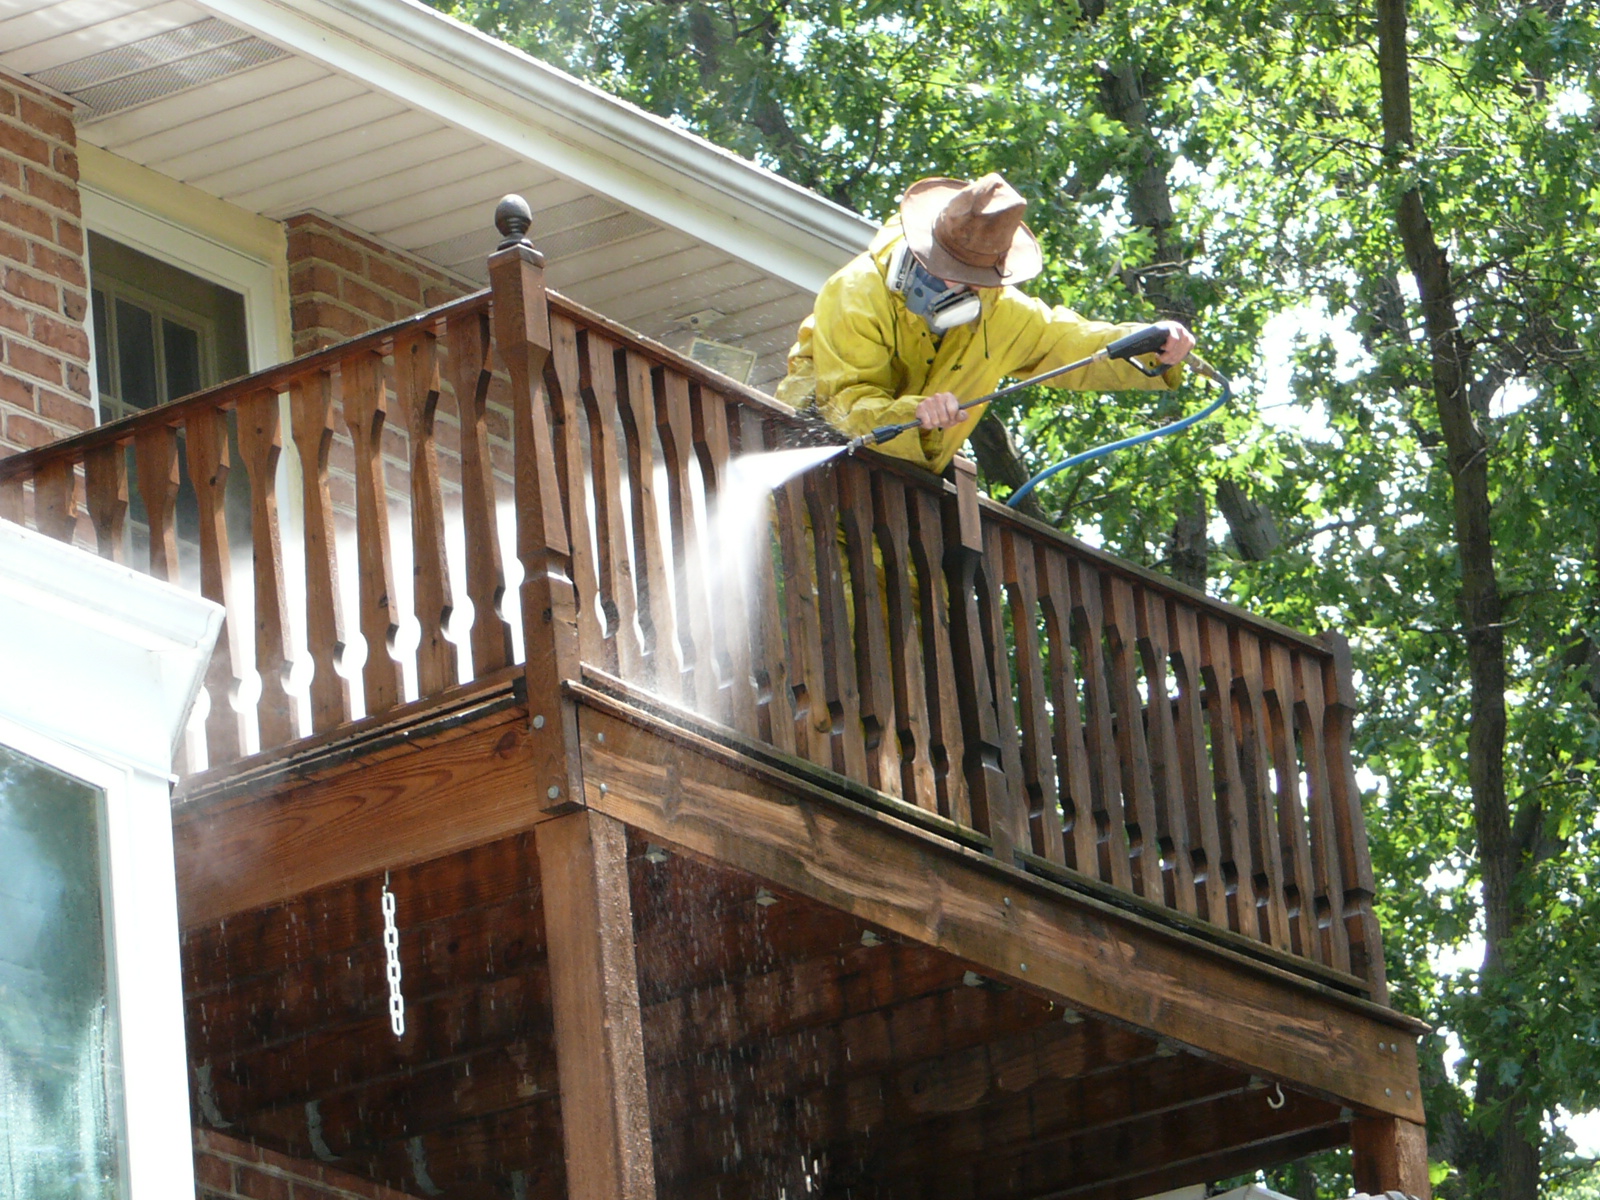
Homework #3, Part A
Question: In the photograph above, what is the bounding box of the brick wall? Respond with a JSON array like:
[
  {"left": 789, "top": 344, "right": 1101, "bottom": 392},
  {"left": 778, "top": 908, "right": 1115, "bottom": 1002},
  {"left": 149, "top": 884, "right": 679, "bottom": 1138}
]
[
  {"left": 0, "top": 72, "right": 92, "bottom": 457},
  {"left": 286, "top": 212, "right": 473, "bottom": 355},
  {"left": 195, "top": 1130, "right": 424, "bottom": 1200}
]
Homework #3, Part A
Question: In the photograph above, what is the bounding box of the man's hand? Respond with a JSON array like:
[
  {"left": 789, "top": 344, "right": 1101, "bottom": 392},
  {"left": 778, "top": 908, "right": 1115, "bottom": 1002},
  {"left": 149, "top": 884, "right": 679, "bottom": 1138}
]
[
  {"left": 1156, "top": 320, "right": 1196, "bottom": 365},
  {"left": 916, "top": 391, "right": 968, "bottom": 429}
]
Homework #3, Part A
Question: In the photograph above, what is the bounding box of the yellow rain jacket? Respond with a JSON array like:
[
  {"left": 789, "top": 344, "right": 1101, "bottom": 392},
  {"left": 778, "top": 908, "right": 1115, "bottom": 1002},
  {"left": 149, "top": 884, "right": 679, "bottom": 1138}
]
[{"left": 776, "top": 221, "right": 1182, "bottom": 475}]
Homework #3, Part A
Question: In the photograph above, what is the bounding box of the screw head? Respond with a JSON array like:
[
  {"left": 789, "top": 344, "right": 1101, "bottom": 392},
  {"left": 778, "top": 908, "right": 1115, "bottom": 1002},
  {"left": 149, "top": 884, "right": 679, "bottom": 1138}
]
[
  {"left": 546, "top": 785, "right": 561, "bottom": 800},
  {"left": 532, "top": 714, "right": 545, "bottom": 730}
]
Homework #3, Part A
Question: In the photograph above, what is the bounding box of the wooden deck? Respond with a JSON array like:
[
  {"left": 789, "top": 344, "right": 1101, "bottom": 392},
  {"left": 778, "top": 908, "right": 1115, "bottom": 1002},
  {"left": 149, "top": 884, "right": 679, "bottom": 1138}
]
[{"left": 0, "top": 202, "right": 1431, "bottom": 1199}]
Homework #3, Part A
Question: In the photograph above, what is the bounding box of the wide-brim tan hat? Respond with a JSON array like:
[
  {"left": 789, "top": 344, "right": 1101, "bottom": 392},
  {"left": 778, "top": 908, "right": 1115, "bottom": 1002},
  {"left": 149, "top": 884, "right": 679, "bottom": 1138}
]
[{"left": 900, "top": 173, "right": 1043, "bottom": 288}]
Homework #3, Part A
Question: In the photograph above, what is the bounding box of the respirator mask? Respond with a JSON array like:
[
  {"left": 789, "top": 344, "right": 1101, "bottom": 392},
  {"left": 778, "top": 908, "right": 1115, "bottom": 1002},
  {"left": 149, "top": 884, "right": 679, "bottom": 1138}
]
[{"left": 888, "top": 242, "right": 981, "bottom": 335}]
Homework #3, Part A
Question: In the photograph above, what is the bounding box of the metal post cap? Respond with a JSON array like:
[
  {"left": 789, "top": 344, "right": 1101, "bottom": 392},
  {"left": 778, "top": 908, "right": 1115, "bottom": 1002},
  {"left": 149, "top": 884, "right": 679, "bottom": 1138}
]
[{"left": 495, "top": 195, "right": 534, "bottom": 249}]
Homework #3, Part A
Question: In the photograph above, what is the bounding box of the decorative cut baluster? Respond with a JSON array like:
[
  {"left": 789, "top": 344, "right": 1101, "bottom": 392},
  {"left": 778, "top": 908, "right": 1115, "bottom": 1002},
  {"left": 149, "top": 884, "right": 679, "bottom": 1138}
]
[
  {"left": 396, "top": 327, "right": 458, "bottom": 697},
  {"left": 340, "top": 349, "right": 404, "bottom": 715},
  {"left": 35, "top": 458, "right": 77, "bottom": 542},
  {"left": 873, "top": 472, "right": 934, "bottom": 810},
  {"left": 84, "top": 444, "right": 128, "bottom": 562},
  {"left": 1066, "top": 557, "right": 1131, "bottom": 889},
  {"left": 1199, "top": 613, "right": 1260, "bottom": 939},
  {"left": 1294, "top": 649, "right": 1353, "bottom": 973},
  {"left": 773, "top": 475, "right": 831, "bottom": 767},
  {"left": 1106, "top": 574, "right": 1165, "bottom": 901},
  {"left": 290, "top": 371, "right": 351, "bottom": 733},
  {"left": 618, "top": 351, "right": 679, "bottom": 693},
  {"left": 909, "top": 484, "right": 969, "bottom": 827},
  {"left": 836, "top": 458, "right": 897, "bottom": 796},
  {"left": 579, "top": 331, "right": 642, "bottom": 679},
  {"left": 654, "top": 368, "right": 714, "bottom": 712},
  {"left": 187, "top": 407, "right": 248, "bottom": 763},
  {"left": 1000, "top": 527, "right": 1063, "bottom": 864},
  {"left": 1037, "top": 548, "right": 1098, "bottom": 873},
  {"left": 237, "top": 388, "right": 298, "bottom": 750},
  {"left": 548, "top": 316, "right": 606, "bottom": 668},
  {"left": 446, "top": 306, "right": 513, "bottom": 677},
  {"left": 1169, "top": 603, "right": 1229, "bottom": 925},
  {"left": 1134, "top": 584, "right": 1195, "bottom": 915},
  {"left": 1231, "top": 629, "right": 1292, "bottom": 949},
  {"left": 1266, "top": 642, "right": 1320, "bottom": 961}
]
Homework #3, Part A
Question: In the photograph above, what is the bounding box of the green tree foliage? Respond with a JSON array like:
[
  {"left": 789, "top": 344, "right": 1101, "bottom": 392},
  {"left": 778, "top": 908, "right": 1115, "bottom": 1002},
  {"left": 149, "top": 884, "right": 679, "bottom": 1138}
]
[{"left": 433, "top": 0, "right": 1600, "bottom": 1192}]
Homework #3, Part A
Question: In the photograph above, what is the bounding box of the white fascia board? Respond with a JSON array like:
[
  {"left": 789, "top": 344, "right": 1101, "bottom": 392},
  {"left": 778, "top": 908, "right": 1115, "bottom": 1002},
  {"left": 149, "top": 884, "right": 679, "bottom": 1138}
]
[
  {"left": 193, "top": 0, "right": 876, "bottom": 292},
  {"left": 0, "top": 520, "right": 223, "bottom": 777}
]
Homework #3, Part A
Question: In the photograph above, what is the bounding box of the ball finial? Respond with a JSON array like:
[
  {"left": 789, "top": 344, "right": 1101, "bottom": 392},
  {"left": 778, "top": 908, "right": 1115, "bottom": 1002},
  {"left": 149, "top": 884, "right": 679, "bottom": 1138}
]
[{"left": 494, "top": 194, "right": 534, "bottom": 250}]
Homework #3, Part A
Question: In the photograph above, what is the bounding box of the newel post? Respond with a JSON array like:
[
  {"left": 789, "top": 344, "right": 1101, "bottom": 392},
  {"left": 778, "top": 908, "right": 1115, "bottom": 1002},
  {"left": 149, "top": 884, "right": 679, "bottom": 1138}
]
[
  {"left": 492, "top": 197, "right": 659, "bottom": 1200},
  {"left": 943, "top": 456, "right": 1027, "bottom": 861},
  {"left": 488, "top": 195, "right": 583, "bottom": 804}
]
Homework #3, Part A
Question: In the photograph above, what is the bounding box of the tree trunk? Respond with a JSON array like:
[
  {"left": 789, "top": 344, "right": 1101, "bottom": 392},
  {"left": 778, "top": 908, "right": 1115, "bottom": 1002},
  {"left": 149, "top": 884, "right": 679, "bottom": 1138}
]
[{"left": 1373, "top": 0, "right": 1534, "bottom": 1195}]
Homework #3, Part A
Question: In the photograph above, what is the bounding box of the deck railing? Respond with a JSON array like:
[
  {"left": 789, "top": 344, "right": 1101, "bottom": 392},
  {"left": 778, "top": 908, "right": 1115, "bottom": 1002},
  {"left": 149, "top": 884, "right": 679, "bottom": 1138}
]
[{"left": 0, "top": 201, "right": 1384, "bottom": 994}]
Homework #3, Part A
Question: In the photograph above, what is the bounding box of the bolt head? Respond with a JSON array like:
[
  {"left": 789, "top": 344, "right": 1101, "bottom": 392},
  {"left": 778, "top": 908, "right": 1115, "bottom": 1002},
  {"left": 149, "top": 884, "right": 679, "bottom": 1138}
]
[{"left": 546, "top": 785, "right": 561, "bottom": 800}]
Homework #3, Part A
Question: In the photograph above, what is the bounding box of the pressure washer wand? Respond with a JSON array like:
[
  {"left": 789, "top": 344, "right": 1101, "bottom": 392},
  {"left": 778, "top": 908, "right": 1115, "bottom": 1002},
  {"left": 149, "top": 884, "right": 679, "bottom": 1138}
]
[{"left": 843, "top": 324, "right": 1174, "bottom": 455}]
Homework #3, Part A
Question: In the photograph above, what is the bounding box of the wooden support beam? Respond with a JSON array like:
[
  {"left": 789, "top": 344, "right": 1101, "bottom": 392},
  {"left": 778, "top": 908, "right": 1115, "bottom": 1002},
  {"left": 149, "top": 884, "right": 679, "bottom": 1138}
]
[
  {"left": 536, "top": 809, "right": 657, "bottom": 1200},
  {"left": 173, "top": 694, "right": 550, "bottom": 928},
  {"left": 1353, "top": 1115, "right": 1432, "bottom": 1198},
  {"left": 573, "top": 686, "right": 1427, "bottom": 1121}
]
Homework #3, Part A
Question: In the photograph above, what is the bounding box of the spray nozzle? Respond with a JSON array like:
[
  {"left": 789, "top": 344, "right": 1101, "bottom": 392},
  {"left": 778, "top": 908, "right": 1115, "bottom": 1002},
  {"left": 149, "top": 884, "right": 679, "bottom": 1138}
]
[{"left": 847, "top": 422, "right": 917, "bottom": 455}]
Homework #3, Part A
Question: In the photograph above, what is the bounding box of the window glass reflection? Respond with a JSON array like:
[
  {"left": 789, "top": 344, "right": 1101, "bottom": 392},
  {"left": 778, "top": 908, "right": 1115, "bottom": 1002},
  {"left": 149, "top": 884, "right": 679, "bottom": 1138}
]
[{"left": 0, "top": 744, "right": 121, "bottom": 1199}]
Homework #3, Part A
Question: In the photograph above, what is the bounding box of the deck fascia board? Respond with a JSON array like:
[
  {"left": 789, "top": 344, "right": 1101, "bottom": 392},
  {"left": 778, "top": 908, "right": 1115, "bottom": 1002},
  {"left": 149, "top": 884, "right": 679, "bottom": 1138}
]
[{"left": 570, "top": 684, "right": 1427, "bottom": 1122}]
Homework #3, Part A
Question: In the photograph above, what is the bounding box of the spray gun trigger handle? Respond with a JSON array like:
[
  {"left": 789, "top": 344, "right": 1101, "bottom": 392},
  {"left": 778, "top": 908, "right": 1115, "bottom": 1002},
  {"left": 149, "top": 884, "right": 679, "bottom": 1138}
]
[{"left": 1104, "top": 324, "right": 1171, "bottom": 365}]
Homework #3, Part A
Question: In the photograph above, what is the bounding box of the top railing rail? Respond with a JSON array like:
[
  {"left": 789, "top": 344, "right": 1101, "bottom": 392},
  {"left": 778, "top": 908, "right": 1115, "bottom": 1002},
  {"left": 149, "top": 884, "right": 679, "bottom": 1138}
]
[{"left": 0, "top": 199, "right": 1384, "bottom": 996}]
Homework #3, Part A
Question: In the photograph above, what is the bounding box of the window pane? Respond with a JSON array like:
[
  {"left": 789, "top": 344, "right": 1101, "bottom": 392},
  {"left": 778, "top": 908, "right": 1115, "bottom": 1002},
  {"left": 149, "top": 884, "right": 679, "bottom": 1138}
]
[
  {"left": 114, "top": 298, "right": 158, "bottom": 412},
  {"left": 90, "top": 290, "right": 111, "bottom": 397},
  {"left": 162, "top": 320, "right": 201, "bottom": 402},
  {"left": 0, "top": 745, "right": 122, "bottom": 1199}
]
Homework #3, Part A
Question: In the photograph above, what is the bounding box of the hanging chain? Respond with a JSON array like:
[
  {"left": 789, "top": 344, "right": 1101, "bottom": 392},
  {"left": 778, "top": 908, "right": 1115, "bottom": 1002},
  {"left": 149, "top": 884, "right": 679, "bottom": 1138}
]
[{"left": 381, "top": 872, "right": 406, "bottom": 1039}]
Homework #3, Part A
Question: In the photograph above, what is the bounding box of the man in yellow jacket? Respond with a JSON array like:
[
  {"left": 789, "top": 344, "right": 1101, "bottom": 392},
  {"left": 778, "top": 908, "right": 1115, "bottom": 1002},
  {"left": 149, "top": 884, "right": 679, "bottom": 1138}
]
[{"left": 776, "top": 173, "right": 1195, "bottom": 475}]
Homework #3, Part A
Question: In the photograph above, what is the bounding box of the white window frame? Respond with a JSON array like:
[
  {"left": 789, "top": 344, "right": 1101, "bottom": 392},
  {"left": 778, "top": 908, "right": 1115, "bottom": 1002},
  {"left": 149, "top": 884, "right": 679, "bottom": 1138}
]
[
  {"left": 0, "top": 521, "right": 222, "bottom": 1198},
  {"left": 81, "top": 183, "right": 281, "bottom": 379}
]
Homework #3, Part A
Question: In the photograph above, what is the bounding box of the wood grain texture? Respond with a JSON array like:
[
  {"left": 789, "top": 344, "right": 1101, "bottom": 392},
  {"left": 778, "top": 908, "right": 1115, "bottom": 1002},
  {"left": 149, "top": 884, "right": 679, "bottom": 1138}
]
[
  {"left": 804, "top": 464, "right": 868, "bottom": 780},
  {"left": 446, "top": 307, "right": 514, "bottom": 678},
  {"left": 84, "top": 444, "right": 127, "bottom": 562},
  {"left": 33, "top": 457, "right": 77, "bottom": 543},
  {"left": 574, "top": 696, "right": 1426, "bottom": 1121},
  {"left": 172, "top": 706, "right": 546, "bottom": 928},
  {"left": 395, "top": 327, "right": 458, "bottom": 698},
  {"left": 340, "top": 349, "right": 404, "bottom": 715},
  {"left": 187, "top": 406, "right": 248, "bottom": 764},
  {"left": 237, "top": 389, "right": 298, "bottom": 749},
  {"left": 1353, "top": 1115, "right": 1432, "bottom": 1199},
  {"left": 290, "top": 371, "right": 352, "bottom": 733},
  {"left": 536, "top": 810, "right": 658, "bottom": 1200}
]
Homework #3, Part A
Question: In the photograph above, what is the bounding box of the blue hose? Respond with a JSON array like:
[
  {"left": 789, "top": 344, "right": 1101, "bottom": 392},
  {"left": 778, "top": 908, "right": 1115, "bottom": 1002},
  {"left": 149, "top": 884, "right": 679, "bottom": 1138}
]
[{"left": 1006, "top": 360, "right": 1232, "bottom": 508}]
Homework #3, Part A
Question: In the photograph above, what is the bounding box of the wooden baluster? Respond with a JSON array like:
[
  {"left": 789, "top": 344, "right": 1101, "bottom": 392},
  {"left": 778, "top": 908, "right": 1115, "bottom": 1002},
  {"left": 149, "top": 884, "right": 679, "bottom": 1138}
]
[
  {"left": 578, "top": 332, "right": 640, "bottom": 678},
  {"left": 0, "top": 477, "right": 22, "bottom": 524},
  {"left": 1319, "top": 631, "right": 1387, "bottom": 996},
  {"left": 836, "top": 458, "right": 897, "bottom": 796},
  {"left": 134, "top": 426, "right": 181, "bottom": 583},
  {"left": 1134, "top": 584, "right": 1195, "bottom": 914},
  {"left": 1198, "top": 612, "right": 1261, "bottom": 939},
  {"left": 873, "top": 473, "right": 934, "bottom": 810},
  {"left": 690, "top": 386, "right": 759, "bottom": 740},
  {"left": 743, "top": 409, "right": 795, "bottom": 754},
  {"left": 236, "top": 389, "right": 298, "bottom": 750},
  {"left": 617, "top": 351, "right": 679, "bottom": 693},
  {"left": 1266, "top": 642, "right": 1321, "bottom": 962},
  {"left": 654, "top": 368, "right": 715, "bottom": 713},
  {"left": 290, "top": 371, "right": 352, "bottom": 733},
  {"left": 340, "top": 349, "right": 404, "bottom": 715},
  {"left": 908, "top": 484, "right": 970, "bottom": 827},
  {"left": 999, "top": 527, "right": 1063, "bottom": 864},
  {"left": 1168, "top": 602, "right": 1229, "bottom": 926},
  {"left": 395, "top": 327, "right": 458, "bottom": 698},
  {"left": 1066, "top": 557, "right": 1132, "bottom": 889},
  {"left": 490, "top": 224, "right": 583, "bottom": 806},
  {"left": 547, "top": 316, "right": 606, "bottom": 671},
  {"left": 1037, "top": 548, "right": 1098, "bottom": 873},
  {"left": 980, "top": 521, "right": 1028, "bottom": 849},
  {"left": 774, "top": 475, "right": 832, "bottom": 766},
  {"left": 35, "top": 458, "right": 77, "bottom": 542},
  {"left": 1294, "top": 649, "right": 1352, "bottom": 972},
  {"left": 1105, "top": 575, "right": 1165, "bottom": 900},
  {"left": 187, "top": 407, "right": 247, "bottom": 763},
  {"left": 943, "top": 459, "right": 1024, "bottom": 859},
  {"left": 446, "top": 306, "right": 514, "bottom": 676},
  {"left": 804, "top": 463, "right": 869, "bottom": 781},
  {"left": 84, "top": 445, "right": 128, "bottom": 562},
  {"left": 1232, "top": 630, "right": 1293, "bottom": 949}
]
